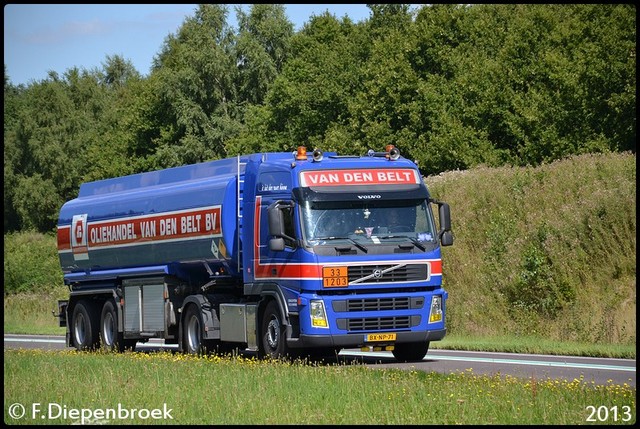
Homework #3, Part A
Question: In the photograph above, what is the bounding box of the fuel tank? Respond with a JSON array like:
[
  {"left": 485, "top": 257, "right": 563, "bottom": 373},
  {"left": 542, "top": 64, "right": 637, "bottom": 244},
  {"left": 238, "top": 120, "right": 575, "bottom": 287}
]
[{"left": 57, "top": 157, "right": 244, "bottom": 276}]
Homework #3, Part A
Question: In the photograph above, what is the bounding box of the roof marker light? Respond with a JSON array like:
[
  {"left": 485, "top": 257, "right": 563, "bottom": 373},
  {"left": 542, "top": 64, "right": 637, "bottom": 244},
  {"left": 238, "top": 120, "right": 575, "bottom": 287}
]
[{"left": 296, "top": 146, "right": 308, "bottom": 160}]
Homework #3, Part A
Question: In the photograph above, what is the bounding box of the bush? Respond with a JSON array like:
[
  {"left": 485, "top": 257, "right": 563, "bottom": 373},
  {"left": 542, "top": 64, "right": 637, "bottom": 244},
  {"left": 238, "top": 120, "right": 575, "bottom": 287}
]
[
  {"left": 4, "top": 231, "right": 64, "bottom": 295},
  {"left": 426, "top": 151, "right": 636, "bottom": 344}
]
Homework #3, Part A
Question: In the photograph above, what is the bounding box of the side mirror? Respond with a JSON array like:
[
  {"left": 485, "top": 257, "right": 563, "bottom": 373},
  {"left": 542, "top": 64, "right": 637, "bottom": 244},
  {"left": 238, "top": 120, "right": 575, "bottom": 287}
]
[
  {"left": 438, "top": 202, "right": 451, "bottom": 232},
  {"left": 440, "top": 230, "right": 453, "bottom": 247},
  {"left": 430, "top": 199, "right": 454, "bottom": 247},
  {"left": 268, "top": 205, "right": 285, "bottom": 237},
  {"left": 267, "top": 200, "right": 296, "bottom": 248},
  {"left": 269, "top": 237, "right": 285, "bottom": 252}
]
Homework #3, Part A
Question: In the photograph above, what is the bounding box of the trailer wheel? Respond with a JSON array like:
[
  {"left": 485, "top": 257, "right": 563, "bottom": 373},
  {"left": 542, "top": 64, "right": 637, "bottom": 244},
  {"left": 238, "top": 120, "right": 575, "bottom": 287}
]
[
  {"left": 183, "top": 305, "right": 210, "bottom": 355},
  {"left": 259, "top": 300, "right": 288, "bottom": 360},
  {"left": 392, "top": 341, "right": 430, "bottom": 362},
  {"left": 100, "top": 300, "right": 135, "bottom": 352},
  {"left": 71, "top": 300, "right": 99, "bottom": 351}
]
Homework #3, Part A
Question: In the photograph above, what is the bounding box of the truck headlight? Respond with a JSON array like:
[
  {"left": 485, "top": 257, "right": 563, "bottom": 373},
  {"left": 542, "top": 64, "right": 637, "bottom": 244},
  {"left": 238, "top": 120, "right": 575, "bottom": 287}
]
[
  {"left": 429, "top": 295, "right": 443, "bottom": 323},
  {"left": 310, "top": 300, "right": 329, "bottom": 328}
]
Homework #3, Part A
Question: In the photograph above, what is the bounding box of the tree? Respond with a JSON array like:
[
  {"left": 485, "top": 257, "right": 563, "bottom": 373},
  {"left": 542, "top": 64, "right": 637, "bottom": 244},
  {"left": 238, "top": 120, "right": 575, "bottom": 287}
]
[
  {"left": 3, "top": 67, "right": 112, "bottom": 231},
  {"left": 101, "top": 54, "right": 141, "bottom": 87},
  {"left": 235, "top": 4, "right": 294, "bottom": 105},
  {"left": 243, "top": 11, "right": 369, "bottom": 154},
  {"left": 143, "top": 4, "right": 239, "bottom": 166}
]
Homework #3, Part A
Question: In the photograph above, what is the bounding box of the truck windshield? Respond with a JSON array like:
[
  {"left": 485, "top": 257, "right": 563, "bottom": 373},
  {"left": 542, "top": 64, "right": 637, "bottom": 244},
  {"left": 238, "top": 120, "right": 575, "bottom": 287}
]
[{"left": 300, "top": 199, "right": 437, "bottom": 246}]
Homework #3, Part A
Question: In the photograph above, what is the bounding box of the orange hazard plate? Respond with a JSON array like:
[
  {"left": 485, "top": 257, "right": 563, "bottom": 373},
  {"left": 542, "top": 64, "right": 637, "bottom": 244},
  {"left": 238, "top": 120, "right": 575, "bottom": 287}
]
[{"left": 322, "top": 266, "right": 348, "bottom": 288}]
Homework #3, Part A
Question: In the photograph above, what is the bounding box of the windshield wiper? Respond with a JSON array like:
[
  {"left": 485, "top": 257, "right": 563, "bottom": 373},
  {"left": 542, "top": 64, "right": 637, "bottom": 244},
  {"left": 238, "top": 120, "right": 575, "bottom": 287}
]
[
  {"left": 315, "top": 236, "right": 368, "bottom": 253},
  {"left": 377, "top": 235, "right": 426, "bottom": 251}
]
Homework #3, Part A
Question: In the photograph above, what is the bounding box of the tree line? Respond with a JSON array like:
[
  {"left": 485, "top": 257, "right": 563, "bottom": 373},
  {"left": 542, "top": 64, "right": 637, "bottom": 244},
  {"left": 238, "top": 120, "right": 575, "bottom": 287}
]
[{"left": 3, "top": 4, "right": 636, "bottom": 233}]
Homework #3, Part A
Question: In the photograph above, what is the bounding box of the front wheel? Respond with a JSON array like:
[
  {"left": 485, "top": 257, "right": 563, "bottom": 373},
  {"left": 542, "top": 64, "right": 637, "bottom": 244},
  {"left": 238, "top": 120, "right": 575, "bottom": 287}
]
[
  {"left": 259, "top": 301, "right": 289, "bottom": 360},
  {"left": 392, "top": 341, "right": 430, "bottom": 362}
]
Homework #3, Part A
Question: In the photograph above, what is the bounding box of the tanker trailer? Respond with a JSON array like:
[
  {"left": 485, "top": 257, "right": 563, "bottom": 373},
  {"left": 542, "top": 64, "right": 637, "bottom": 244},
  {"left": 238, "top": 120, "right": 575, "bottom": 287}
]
[
  {"left": 56, "top": 146, "right": 453, "bottom": 362},
  {"left": 56, "top": 156, "right": 246, "bottom": 352}
]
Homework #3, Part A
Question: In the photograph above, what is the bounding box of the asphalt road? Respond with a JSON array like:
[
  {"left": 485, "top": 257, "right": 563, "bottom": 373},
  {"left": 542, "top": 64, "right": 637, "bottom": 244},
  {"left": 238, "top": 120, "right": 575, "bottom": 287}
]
[{"left": 4, "top": 334, "right": 635, "bottom": 388}]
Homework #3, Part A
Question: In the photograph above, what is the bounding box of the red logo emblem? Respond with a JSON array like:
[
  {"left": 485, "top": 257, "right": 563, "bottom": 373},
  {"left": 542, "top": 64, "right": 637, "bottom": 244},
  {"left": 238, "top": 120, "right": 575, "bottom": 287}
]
[{"left": 74, "top": 219, "right": 84, "bottom": 245}]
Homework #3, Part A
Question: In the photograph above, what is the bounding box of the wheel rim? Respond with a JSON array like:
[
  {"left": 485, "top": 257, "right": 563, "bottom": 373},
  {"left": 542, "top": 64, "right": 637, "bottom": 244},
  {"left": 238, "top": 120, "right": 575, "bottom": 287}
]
[
  {"left": 187, "top": 315, "right": 200, "bottom": 352},
  {"left": 73, "top": 312, "right": 86, "bottom": 345},
  {"left": 102, "top": 312, "right": 115, "bottom": 347},
  {"left": 266, "top": 315, "right": 280, "bottom": 350}
]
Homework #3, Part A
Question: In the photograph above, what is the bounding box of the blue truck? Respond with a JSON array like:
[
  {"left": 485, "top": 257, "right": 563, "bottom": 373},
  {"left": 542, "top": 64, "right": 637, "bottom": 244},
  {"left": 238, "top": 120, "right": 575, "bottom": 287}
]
[{"left": 56, "top": 145, "right": 453, "bottom": 362}]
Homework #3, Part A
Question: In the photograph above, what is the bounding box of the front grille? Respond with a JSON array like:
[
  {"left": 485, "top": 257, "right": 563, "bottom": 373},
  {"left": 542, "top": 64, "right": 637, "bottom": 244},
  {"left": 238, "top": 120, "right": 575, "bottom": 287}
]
[
  {"left": 348, "top": 297, "right": 409, "bottom": 311},
  {"left": 338, "top": 315, "right": 421, "bottom": 332},
  {"left": 348, "top": 264, "right": 428, "bottom": 284},
  {"left": 332, "top": 296, "right": 424, "bottom": 313}
]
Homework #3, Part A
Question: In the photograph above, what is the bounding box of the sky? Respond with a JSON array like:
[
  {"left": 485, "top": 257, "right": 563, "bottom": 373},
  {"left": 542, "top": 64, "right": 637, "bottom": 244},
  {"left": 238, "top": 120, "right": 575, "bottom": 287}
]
[{"left": 3, "top": 4, "right": 379, "bottom": 86}]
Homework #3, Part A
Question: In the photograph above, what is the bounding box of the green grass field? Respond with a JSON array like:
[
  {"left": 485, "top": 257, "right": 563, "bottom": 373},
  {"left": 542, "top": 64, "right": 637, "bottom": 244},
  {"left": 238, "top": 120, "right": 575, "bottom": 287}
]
[{"left": 4, "top": 349, "right": 636, "bottom": 425}]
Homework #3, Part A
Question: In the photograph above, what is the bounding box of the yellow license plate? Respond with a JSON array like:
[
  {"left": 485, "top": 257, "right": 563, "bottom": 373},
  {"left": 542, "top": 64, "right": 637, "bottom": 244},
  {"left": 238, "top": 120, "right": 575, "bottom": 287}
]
[
  {"left": 365, "top": 333, "right": 397, "bottom": 342},
  {"left": 323, "top": 266, "right": 348, "bottom": 288}
]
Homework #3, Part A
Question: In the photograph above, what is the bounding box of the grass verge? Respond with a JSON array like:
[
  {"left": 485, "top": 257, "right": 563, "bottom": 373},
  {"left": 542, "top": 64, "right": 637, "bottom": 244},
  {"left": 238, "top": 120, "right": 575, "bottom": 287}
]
[{"left": 4, "top": 349, "right": 636, "bottom": 425}]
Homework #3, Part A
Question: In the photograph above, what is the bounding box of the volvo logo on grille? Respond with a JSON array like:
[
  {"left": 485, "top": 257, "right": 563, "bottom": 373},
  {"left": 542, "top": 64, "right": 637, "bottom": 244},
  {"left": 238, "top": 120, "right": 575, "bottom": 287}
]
[{"left": 351, "top": 263, "right": 407, "bottom": 285}]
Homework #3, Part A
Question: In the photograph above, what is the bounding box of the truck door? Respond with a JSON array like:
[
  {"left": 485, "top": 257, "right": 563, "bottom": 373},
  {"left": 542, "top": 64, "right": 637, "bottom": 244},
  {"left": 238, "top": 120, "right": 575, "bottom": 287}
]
[{"left": 261, "top": 197, "right": 299, "bottom": 282}]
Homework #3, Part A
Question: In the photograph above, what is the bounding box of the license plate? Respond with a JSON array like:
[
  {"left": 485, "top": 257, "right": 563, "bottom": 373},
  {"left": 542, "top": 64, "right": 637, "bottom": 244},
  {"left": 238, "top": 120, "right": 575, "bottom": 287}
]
[{"left": 365, "top": 333, "right": 396, "bottom": 342}]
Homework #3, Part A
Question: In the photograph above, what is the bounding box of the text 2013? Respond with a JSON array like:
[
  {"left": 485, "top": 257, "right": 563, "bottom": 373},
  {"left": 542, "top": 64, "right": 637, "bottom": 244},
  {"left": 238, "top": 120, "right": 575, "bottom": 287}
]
[{"left": 586, "top": 406, "right": 633, "bottom": 422}]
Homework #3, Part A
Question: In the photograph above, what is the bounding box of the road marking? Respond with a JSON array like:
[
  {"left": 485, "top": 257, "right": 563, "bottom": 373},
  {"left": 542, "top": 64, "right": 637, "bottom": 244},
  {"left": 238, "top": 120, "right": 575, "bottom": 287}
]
[
  {"left": 5, "top": 337, "right": 66, "bottom": 344},
  {"left": 340, "top": 351, "right": 636, "bottom": 372},
  {"left": 3, "top": 336, "right": 177, "bottom": 347},
  {"left": 5, "top": 336, "right": 635, "bottom": 373}
]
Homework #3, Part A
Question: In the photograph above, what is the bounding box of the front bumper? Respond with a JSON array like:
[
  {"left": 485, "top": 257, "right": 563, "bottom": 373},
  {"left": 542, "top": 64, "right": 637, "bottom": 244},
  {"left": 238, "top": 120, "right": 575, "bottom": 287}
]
[{"left": 287, "top": 328, "right": 446, "bottom": 349}]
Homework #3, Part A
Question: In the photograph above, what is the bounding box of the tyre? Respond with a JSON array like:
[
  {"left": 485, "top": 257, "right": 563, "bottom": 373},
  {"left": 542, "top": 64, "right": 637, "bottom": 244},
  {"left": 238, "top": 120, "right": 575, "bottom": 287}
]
[
  {"left": 183, "top": 304, "right": 211, "bottom": 355},
  {"left": 71, "top": 300, "right": 100, "bottom": 351},
  {"left": 100, "top": 300, "right": 135, "bottom": 352},
  {"left": 392, "top": 341, "right": 430, "bottom": 363},
  {"left": 259, "top": 300, "right": 289, "bottom": 360}
]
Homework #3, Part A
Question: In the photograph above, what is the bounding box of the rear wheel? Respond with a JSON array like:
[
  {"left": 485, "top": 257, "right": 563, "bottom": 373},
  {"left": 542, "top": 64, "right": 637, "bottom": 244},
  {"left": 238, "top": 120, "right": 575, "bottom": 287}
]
[
  {"left": 392, "top": 341, "right": 430, "bottom": 362},
  {"left": 100, "top": 300, "right": 135, "bottom": 352},
  {"left": 183, "top": 305, "right": 213, "bottom": 355},
  {"left": 71, "top": 300, "right": 100, "bottom": 351}
]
